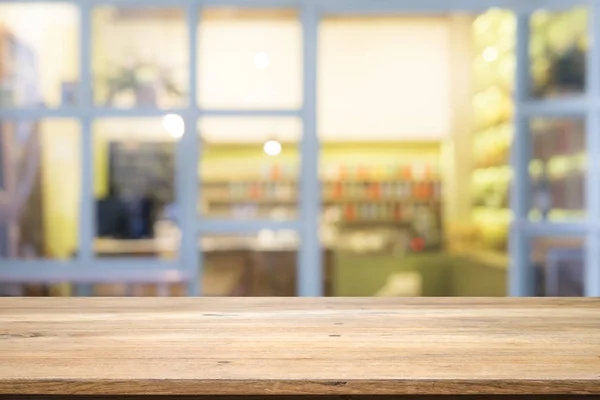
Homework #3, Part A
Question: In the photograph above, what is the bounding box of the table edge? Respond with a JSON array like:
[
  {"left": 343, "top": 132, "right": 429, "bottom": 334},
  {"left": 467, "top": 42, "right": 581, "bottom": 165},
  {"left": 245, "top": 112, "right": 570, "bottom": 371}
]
[{"left": 1, "top": 378, "right": 600, "bottom": 396}]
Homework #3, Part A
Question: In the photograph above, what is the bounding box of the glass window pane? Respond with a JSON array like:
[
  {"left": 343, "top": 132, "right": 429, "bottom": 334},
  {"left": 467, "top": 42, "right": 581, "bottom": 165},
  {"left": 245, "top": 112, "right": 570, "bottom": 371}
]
[
  {"left": 93, "top": 117, "right": 180, "bottom": 259},
  {"left": 198, "top": 8, "right": 302, "bottom": 110},
  {"left": 324, "top": 152, "right": 444, "bottom": 297},
  {"left": 530, "top": 236, "right": 584, "bottom": 296},
  {"left": 92, "top": 7, "right": 188, "bottom": 108},
  {"left": 531, "top": 7, "right": 587, "bottom": 99},
  {"left": 0, "top": 3, "right": 79, "bottom": 108},
  {"left": 318, "top": 16, "right": 450, "bottom": 296},
  {"left": 321, "top": 144, "right": 443, "bottom": 248},
  {"left": 199, "top": 117, "right": 301, "bottom": 221},
  {"left": 529, "top": 118, "right": 585, "bottom": 221},
  {"left": 319, "top": 16, "right": 452, "bottom": 140},
  {"left": 0, "top": 119, "right": 80, "bottom": 259}
]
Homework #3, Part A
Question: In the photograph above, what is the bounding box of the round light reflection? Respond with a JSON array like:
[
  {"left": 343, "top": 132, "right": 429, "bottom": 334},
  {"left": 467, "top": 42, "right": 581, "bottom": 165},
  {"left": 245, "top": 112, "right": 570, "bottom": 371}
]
[
  {"left": 263, "top": 140, "right": 282, "bottom": 156},
  {"left": 482, "top": 46, "right": 498, "bottom": 62},
  {"left": 254, "top": 52, "right": 270, "bottom": 69},
  {"left": 162, "top": 114, "right": 185, "bottom": 138}
]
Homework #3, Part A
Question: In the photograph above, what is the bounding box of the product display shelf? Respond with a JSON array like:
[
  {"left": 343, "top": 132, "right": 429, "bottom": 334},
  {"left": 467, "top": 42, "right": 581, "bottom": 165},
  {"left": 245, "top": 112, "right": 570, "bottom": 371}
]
[
  {"left": 201, "top": 177, "right": 442, "bottom": 223},
  {"left": 471, "top": 9, "right": 515, "bottom": 252}
]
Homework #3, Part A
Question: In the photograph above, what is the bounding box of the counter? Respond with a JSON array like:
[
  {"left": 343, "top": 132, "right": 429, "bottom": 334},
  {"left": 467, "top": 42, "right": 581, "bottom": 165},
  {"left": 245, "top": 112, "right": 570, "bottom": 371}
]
[
  {"left": 94, "top": 235, "right": 302, "bottom": 256},
  {"left": 93, "top": 238, "right": 333, "bottom": 296},
  {"left": 1, "top": 298, "right": 599, "bottom": 398}
]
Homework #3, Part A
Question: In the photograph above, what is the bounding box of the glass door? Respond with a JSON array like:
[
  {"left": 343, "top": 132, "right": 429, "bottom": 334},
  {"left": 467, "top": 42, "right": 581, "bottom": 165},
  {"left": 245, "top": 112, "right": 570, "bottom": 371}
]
[{"left": 1, "top": 0, "right": 596, "bottom": 298}]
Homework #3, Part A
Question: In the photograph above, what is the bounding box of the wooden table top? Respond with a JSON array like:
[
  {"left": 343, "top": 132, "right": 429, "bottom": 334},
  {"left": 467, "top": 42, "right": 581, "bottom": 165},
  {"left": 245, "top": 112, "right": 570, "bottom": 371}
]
[{"left": 0, "top": 298, "right": 599, "bottom": 396}]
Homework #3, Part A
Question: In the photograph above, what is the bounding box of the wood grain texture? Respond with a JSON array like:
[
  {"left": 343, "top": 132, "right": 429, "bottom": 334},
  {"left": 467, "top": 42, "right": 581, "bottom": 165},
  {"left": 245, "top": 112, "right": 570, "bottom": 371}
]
[
  {"left": 0, "top": 298, "right": 599, "bottom": 396},
  {"left": 3, "top": 397, "right": 600, "bottom": 400}
]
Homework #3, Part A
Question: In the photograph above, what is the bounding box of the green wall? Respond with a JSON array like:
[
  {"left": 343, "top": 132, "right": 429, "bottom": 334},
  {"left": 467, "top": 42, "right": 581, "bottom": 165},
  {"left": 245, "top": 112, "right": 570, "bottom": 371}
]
[{"left": 333, "top": 252, "right": 507, "bottom": 296}]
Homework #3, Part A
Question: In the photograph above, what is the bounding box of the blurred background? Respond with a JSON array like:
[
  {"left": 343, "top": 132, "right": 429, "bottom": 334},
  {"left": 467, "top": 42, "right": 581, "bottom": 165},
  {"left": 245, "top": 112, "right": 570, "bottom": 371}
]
[{"left": 0, "top": 1, "right": 593, "bottom": 297}]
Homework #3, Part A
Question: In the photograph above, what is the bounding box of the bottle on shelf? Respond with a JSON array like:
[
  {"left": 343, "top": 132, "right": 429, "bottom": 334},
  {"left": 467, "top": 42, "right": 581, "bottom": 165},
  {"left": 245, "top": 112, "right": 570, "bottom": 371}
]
[
  {"left": 344, "top": 204, "right": 356, "bottom": 221},
  {"left": 394, "top": 204, "right": 402, "bottom": 221}
]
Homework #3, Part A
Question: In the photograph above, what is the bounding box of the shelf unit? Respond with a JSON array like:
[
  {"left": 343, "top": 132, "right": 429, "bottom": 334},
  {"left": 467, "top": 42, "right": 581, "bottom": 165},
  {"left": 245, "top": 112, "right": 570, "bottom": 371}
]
[
  {"left": 202, "top": 166, "right": 441, "bottom": 212},
  {"left": 199, "top": 161, "right": 443, "bottom": 253},
  {"left": 471, "top": 9, "right": 515, "bottom": 252}
]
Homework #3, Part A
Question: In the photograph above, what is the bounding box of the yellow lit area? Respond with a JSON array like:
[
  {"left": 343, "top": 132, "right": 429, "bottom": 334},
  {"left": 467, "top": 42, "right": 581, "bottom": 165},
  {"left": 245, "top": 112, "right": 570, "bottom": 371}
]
[
  {"left": 0, "top": 120, "right": 79, "bottom": 259},
  {"left": 471, "top": 8, "right": 588, "bottom": 253},
  {"left": 199, "top": 116, "right": 301, "bottom": 220},
  {"left": 41, "top": 121, "right": 81, "bottom": 258}
]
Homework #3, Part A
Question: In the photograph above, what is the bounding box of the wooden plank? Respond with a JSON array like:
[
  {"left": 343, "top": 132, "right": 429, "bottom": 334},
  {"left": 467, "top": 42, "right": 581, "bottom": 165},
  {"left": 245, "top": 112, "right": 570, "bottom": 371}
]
[
  {"left": 2, "top": 397, "right": 600, "bottom": 400},
  {"left": 0, "top": 298, "right": 599, "bottom": 396}
]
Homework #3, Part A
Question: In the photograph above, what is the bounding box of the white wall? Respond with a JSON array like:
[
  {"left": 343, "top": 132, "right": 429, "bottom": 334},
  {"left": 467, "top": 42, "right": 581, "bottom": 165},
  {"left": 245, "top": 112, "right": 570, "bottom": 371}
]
[
  {"left": 199, "top": 16, "right": 303, "bottom": 111},
  {"left": 319, "top": 17, "right": 452, "bottom": 142}
]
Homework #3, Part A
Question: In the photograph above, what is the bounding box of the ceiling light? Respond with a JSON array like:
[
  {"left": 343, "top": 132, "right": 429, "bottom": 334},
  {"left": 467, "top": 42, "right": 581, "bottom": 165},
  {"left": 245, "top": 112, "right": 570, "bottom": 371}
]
[
  {"left": 263, "top": 140, "right": 282, "bottom": 156},
  {"left": 254, "top": 52, "right": 270, "bottom": 69},
  {"left": 162, "top": 114, "right": 185, "bottom": 138}
]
